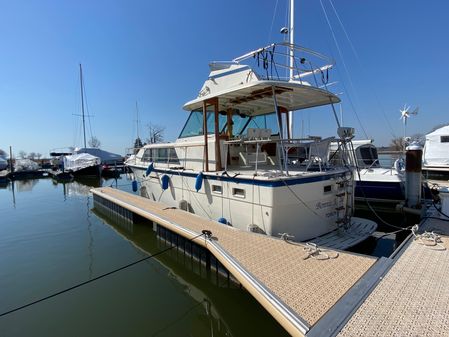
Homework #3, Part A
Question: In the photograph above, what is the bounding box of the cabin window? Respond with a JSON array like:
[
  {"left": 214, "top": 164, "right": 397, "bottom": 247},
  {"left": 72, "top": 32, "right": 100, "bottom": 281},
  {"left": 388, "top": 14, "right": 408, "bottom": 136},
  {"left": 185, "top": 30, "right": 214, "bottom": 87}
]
[
  {"left": 141, "top": 148, "right": 152, "bottom": 162},
  {"left": 441, "top": 136, "right": 449, "bottom": 143},
  {"left": 168, "top": 148, "right": 180, "bottom": 164},
  {"left": 154, "top": 148, "right": 180, "bottom": 164}
]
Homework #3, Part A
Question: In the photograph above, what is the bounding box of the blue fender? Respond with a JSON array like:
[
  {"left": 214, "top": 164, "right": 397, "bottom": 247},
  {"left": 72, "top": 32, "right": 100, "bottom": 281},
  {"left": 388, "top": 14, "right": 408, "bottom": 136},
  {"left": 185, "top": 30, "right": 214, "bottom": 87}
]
[
  {"left": 217, "top": 217, "right": 228, "bottom": 225},
  {"left": 161, "top": 174, "right": 170, "bottom": 190},
  {"left": 132, "top": 180, "right": 138, "bottom": 192},
  {"left": 145, "top": 162, "right": 154, "bottom": 176},
  {"left": 195, "top": 172, "right": 203, "bottom": 192}
]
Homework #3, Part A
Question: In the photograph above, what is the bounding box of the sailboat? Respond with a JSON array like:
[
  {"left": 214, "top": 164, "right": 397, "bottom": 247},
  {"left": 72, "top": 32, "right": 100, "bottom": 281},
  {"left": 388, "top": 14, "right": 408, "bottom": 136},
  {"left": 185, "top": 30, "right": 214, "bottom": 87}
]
[
  {"left": 125, "top": 2, "right": 377, "bottom": 248},
  {"left": 62, "top": 64, "right": 102, "bottom": 178}
]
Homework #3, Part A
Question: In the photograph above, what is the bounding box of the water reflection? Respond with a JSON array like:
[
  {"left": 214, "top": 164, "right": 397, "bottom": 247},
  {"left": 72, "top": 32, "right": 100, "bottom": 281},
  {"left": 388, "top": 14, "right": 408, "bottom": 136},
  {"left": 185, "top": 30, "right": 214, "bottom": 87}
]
[
  {"left": 0, "top": 175, "right": 288, "bottom": 337},
  {"left": 92, "top": 207, "right": 288, "bottom": 337},
  {"left": 93, "top": 209, "right": 234, "bottom": 337}
]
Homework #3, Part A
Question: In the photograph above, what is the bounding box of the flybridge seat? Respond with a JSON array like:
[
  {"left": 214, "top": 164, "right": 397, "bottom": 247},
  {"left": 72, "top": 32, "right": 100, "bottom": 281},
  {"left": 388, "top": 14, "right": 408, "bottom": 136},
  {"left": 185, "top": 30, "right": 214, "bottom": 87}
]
[{"left": 306, "top": 137, "right": 333, "bottom": 170}]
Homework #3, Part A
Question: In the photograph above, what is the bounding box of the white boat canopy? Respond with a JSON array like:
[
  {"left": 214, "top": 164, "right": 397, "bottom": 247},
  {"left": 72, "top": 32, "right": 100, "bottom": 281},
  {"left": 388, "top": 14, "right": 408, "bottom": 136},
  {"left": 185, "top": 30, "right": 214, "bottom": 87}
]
[
  {"left": 423, "top": 125, "right": 449, "bottom": 167},
  {"left": 183, "top": 80, "right": 340, "bottom": 116}
]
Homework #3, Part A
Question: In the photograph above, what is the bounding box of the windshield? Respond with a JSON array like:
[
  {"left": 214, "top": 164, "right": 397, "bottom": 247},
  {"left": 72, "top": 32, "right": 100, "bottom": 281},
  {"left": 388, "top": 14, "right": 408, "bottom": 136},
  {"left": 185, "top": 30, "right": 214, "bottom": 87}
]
[
  {"left": 233, "top": 112, "right": 279, "bottom": 137},
  {"left": 179, "top": 110, "right": 227, "bottom": 138},
  {"left": 357, "top": 145, "right": 379, "bottom": 167},
  {"left": 179, "top": 110, "right": 279, "bottom": 139}
]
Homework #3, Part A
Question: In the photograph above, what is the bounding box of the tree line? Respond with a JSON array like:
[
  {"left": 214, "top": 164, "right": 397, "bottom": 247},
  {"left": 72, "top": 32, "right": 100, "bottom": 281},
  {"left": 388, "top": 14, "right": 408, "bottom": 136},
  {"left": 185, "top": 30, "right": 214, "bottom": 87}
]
[{"left": 389, "top": 123, "right": 448, "bottom": 151}]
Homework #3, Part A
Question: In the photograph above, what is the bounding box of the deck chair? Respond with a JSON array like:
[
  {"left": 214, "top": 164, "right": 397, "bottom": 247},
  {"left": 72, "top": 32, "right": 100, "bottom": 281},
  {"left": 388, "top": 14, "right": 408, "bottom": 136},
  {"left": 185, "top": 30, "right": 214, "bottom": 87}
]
[{"left": 306, "top": 137, "right": 333, "bottom": 171}]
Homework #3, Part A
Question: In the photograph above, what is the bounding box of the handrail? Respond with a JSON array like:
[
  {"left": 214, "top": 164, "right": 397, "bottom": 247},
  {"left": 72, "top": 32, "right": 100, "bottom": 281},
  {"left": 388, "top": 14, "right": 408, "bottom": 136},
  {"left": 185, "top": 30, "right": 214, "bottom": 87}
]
[{"left": 231, "top": 42, "right": 335, "bottom": 86}]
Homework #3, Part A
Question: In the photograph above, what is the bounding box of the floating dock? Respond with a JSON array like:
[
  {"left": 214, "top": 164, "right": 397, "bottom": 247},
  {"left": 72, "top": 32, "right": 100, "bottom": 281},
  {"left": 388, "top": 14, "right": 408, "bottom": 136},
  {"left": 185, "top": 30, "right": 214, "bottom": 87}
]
[{"left": 91, "top": 187, "right": 449, "bottom": 337}]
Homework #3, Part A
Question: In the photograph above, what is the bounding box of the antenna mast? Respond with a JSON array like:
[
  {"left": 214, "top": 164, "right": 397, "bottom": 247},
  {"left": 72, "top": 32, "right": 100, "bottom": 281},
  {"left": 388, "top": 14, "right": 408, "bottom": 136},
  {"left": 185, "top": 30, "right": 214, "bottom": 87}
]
[
  {"left": 135, "top": 101, "right": 140, "bottom": 140},
  {"left": 79, "top": 64, "right": 87, "bottom": 148},
  {"left": 288, "top": 0, "right": 295, "bottom": 139}
]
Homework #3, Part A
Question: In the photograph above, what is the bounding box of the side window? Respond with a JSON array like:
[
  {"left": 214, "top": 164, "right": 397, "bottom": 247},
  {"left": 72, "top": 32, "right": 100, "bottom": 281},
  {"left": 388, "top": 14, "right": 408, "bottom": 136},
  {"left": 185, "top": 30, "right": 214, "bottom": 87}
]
[
  {"left": 153, "top": 147, "right": 181, "bottom": 164},
  {"left": 141, "top": 148, "right": 152, "bottom": 162},
  {"left": 155, "top": 148, "right": 168, "bottom": 163},
  {"left": 441, "top": 136, "right": 449, "bottom": 143},
  {"left": 168, "top": 148, "right": 180, "bottom": 164}
]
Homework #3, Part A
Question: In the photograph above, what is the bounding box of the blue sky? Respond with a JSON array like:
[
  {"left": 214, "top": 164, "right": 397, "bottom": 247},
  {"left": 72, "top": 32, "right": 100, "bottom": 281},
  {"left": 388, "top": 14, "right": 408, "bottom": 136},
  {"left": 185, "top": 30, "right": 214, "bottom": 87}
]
[{"left": 1, "top": 0, "right": 448, "bottom": 156}]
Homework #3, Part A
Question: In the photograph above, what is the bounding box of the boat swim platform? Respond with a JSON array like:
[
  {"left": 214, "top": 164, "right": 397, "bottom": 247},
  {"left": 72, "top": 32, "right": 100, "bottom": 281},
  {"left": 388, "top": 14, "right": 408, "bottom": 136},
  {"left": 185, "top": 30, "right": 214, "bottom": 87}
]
[{"left": 91, "top": 187, "right": 449, "bottom": 336}]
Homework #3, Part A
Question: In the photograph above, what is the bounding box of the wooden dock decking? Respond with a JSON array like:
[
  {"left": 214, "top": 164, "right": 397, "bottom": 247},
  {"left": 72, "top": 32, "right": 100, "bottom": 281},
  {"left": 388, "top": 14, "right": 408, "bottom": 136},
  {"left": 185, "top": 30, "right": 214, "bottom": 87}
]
[
  {"left": 91, "top": 187, "right": 376, "bottom": 336},
  {"left": 91, "top": 187, "right": 449, "bottom": 336}
]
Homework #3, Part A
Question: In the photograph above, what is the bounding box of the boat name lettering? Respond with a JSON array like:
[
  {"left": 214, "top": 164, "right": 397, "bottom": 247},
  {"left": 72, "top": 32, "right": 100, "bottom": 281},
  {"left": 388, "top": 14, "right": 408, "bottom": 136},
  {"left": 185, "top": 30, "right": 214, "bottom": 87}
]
[{"left": 315, "top": 200, "right": 336, "bottom": 210}]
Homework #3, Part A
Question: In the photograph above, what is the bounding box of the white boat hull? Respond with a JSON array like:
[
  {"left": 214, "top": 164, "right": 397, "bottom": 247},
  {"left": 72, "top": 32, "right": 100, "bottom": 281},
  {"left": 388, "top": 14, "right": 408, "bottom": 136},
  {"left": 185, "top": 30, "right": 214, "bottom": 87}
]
[{"left": 130, "top": 166, "right": 352, "bottom": 242}]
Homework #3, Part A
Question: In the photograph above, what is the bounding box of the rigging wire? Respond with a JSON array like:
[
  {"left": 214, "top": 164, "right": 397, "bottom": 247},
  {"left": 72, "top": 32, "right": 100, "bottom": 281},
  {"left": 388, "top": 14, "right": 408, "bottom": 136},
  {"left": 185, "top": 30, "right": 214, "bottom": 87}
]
[
  {"left": 267, "top": 0, "right": 280, "bottom": 43},
  {"left": 327, "top": 0, "right": 396, "bottom": 139},
  {"left": 318, "top": 0, "right": 369, "bottom": 139},
  {"left": 82, "top": 76, "right": 95, "bottom": 145},
  {"left": 0, "top": 231, "right": 205, "bottom": 318}
]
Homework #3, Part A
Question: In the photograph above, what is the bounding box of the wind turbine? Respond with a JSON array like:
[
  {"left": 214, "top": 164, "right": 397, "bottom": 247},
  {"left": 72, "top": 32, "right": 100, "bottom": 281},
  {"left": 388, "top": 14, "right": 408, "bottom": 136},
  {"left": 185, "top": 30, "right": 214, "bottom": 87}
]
[{"left": 399, "top": 104, "right": 418, "bottom": 146}]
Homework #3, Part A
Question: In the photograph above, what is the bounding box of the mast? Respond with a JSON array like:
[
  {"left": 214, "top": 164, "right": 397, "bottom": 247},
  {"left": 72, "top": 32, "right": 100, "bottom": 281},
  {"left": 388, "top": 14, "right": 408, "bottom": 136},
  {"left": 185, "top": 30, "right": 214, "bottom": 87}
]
[
  {"left": 288, "top": 0, "right": 295, "bottom": 139},
  {"left": 79, "top": 64, "right": 87, "bottom": 148},
  {"left": 135, "top": 101, "right": 140, "bottom": 140}
]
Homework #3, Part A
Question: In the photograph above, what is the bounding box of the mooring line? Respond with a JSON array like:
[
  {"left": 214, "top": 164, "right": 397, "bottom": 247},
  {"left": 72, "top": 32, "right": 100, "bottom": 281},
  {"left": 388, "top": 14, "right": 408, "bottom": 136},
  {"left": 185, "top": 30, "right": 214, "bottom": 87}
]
[{"left": 0, "top": 232, "right": 206, "bottom": 318}]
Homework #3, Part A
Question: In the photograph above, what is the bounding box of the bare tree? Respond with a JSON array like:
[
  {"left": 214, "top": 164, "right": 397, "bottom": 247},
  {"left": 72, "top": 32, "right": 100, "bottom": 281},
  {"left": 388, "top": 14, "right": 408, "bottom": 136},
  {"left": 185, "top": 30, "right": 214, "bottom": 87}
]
[
  {"left": 18, "top": 151, "right": 27, "bottom": 159},
  {"left": 88, "top": 136, "right": 101, "bottom": 148},
  {"left": 409, "top": 133, "right": 425, "bottom": 146},
  {"left": 36, "top": 153, "right": 42, "bottom": 160},
  {"left": 28, "top": 152, "right": 36, "bottom": 160},
  {"left": 390, "top": 137, "right": 404, "bottom": 151},
  {"left": 147, "top": 123, "right": 165, "bottom": 144}
]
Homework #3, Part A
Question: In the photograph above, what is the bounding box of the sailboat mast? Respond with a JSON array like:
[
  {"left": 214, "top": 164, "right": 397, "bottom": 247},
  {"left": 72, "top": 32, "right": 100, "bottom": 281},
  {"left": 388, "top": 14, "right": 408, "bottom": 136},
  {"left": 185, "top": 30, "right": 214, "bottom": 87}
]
[
  {"left": 288, "top": 0, "right": 295, "bottom": 139},
  {"left": 79, "top": 64, "right": 87, "bottom": 148}
]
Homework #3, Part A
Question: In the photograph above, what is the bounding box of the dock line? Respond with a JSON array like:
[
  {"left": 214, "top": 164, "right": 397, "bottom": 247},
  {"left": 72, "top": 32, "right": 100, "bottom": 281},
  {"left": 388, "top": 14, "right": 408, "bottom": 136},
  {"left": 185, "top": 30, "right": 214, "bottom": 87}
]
[{"left": 0, "top": 232, "right": 205, "bottom": 318}]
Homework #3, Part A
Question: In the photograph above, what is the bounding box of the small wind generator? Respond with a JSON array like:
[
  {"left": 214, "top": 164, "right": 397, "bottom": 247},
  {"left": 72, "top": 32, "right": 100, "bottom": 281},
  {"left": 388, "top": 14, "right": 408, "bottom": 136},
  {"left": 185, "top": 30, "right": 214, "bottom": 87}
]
[{"left": 399, "top": 104, "right": 419, "bottom": 141}]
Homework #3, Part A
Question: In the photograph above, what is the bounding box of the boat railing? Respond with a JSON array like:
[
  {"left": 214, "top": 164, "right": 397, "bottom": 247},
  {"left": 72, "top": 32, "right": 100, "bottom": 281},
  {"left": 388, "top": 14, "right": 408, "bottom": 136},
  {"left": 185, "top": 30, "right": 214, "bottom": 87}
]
[
  {"left": 232, "top": 42, "right": 336, "bottom": 88},
  {"left": 224, "top": 136, "right": 334, "bottom": 175}
]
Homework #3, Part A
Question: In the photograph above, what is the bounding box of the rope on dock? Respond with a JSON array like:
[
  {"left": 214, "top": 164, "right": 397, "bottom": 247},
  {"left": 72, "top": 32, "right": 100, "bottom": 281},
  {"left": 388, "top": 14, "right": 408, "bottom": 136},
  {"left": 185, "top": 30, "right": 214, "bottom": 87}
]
[
  {"left": 411, "top": 225, "right": 446, "bottom": 251},
  {"left": 302, "top": 242, "right": 339, "bottom": 260},
  {"left": 279, "top": 234, "right": 339, "bottom": 260},
  {"left": 0, "top": 231, "right": 206, "bottom": 318}
]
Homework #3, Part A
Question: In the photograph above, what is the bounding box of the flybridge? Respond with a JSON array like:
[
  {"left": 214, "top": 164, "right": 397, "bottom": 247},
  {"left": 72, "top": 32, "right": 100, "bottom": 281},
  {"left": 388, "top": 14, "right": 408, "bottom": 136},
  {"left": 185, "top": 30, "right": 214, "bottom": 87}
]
[{"left": 183, "top": 42, "right": 340, "bottom": 115}]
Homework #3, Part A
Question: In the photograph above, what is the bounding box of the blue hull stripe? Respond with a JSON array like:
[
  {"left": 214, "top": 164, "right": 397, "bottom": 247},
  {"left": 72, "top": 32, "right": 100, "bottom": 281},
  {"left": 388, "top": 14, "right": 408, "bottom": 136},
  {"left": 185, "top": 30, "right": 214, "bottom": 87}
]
[
  {"left": 130, "top": 166, "right": 347, "bottom": 187},
  {"left": 355, "top": 181, "right": 404, "bottom": 200}
]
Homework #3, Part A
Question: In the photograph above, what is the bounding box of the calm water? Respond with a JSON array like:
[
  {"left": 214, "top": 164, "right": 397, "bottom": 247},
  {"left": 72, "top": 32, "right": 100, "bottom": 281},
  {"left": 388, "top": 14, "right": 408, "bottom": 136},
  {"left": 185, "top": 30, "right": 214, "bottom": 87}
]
[{"left": 0, "top": 176, "right": 289, "bottom": 337}]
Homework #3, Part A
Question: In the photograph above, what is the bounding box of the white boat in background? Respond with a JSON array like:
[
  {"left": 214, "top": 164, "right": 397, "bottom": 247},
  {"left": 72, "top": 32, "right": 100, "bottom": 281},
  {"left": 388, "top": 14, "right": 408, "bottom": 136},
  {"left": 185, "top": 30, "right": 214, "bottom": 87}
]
[
  {"left": 75, "top": 147, "right": 124, "bottom": 176},
  {"left": 63, "top": 153, "right": 102, "bottom": 177},
  {"left": 330, "top": 140, "right": 405, "bottom": 211},
  {"left": 126, "top": 42, "right": 377, "bottom": 248},
  {"left": 423, "top": 125, "right": 449, "bottom": 177}
]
